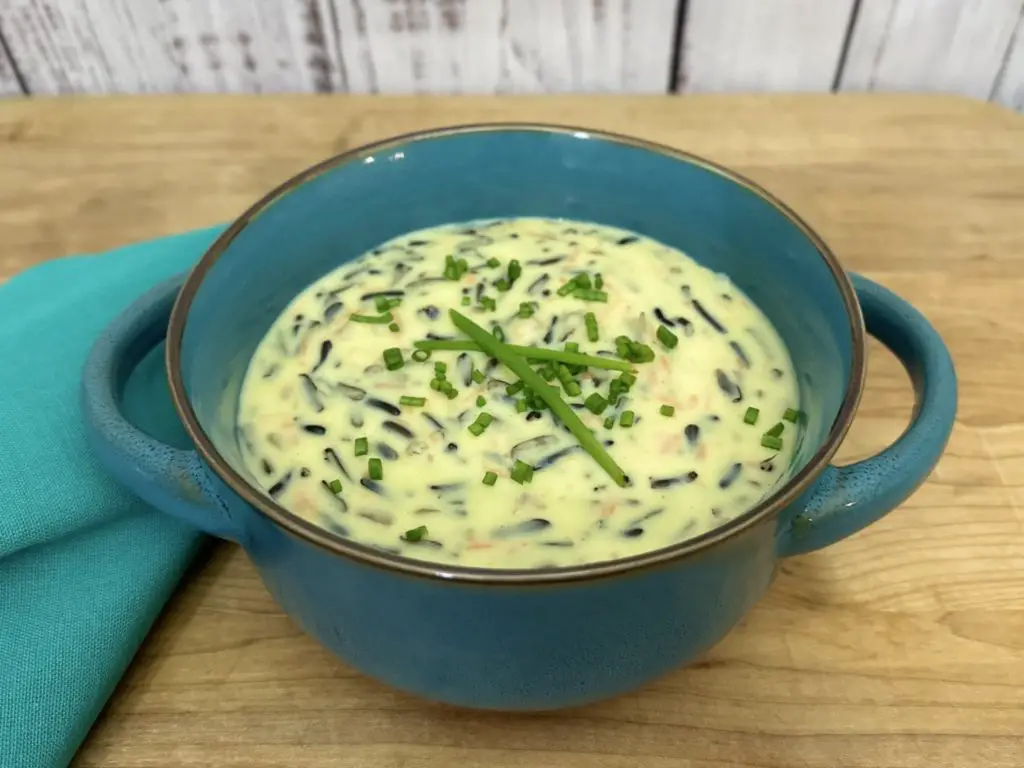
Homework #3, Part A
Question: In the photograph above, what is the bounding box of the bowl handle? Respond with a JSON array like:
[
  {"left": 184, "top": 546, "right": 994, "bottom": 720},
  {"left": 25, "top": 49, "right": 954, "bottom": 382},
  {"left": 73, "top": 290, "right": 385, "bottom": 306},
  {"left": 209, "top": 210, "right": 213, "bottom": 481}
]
[
  {"left": 81, "top": 273, "right": 244, "bottom": 542},
  {"left": 777, "top": 274, "right": 957, "bottom": 557}
]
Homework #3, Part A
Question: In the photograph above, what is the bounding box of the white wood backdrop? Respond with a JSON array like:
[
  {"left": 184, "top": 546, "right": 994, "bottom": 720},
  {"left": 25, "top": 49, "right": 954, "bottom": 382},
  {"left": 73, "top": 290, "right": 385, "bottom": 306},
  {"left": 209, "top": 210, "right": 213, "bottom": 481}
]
[{"left": 0, "top": 0, "right": 1021, "bottom": 110}]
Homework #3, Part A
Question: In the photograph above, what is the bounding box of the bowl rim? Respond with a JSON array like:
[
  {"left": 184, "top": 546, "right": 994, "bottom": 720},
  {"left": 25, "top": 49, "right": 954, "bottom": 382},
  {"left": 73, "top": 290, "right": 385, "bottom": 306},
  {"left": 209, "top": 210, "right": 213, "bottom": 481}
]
[{"left": 165, "top": 122, "right": 866, "bottom": 585}]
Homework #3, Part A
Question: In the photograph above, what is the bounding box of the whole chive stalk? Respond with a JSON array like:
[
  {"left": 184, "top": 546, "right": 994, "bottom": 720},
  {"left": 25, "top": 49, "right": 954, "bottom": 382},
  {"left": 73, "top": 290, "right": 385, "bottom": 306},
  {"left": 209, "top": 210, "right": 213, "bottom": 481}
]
[
  {"left": 448, "top": 309, "right": 629, "bottom": 488},
  {"left": 413, "top": 339, "right": 635, "bottom": 372}
]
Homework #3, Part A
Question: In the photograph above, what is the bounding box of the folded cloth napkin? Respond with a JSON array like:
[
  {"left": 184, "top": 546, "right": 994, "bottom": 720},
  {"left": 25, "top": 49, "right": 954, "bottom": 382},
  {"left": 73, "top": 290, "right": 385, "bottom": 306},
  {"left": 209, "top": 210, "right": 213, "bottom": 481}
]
[{"left": 0, "top": 226, "right": 227, "bottom": 768}]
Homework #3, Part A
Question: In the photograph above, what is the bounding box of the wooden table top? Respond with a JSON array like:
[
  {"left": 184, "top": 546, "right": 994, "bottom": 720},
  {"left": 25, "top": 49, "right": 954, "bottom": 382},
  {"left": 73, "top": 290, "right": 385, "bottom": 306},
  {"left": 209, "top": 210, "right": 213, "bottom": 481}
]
[{"left": 1, "top": 94, "right": 1022, "bottom": 768}]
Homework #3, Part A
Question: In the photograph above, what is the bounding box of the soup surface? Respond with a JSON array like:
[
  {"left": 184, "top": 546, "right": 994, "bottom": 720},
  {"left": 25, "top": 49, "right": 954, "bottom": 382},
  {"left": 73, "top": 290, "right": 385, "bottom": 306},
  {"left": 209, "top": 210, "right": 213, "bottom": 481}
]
[{"left": 237, "top": 218, "right": 801, "bottom": 569}]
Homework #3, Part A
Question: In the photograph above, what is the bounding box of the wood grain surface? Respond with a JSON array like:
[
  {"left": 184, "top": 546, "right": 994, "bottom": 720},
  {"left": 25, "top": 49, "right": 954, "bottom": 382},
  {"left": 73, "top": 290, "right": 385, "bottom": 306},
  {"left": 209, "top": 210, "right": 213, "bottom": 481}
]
[{"left": 0, "top": 94, "right": 1022, "bottom": 768}]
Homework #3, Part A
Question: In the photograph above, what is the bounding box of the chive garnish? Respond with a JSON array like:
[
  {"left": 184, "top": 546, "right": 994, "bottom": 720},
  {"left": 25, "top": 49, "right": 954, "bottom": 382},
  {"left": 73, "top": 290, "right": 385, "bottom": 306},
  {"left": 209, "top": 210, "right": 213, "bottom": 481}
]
[
  {"left": 486, "top": 257, "right": 501, "bottom": 268},
  {"left": 483, "top": 471, "right": 498, "bottom": 486},
  {"left": 399, "top": 395, "right": 426, "bottom": 407},
  {"left": 468, "top": 422, "right": 485, "bottom": 436},
  {"left": 585, "top": 312, "right": 599, "bottom": 342},
  {"left": 461, "top": 296, "right": 471, "bottom": 306},
  {"left": 619, "top": 371, "right": 636, "bottom": 388},
  {"left": 603, "top": 416, "right": 615, "bottom": 430},
  {"left": 448, "top": 309, "right": 629, "bottom": 487},
  {"left": 351, "top": 312, "right": 393, "bottom": 324},
  {"left": 584, "top": 393, "right": 609, "bottom": 415},
  {"left": 506, "top": 381, "right": 524, "bottom": 396},
  {"left": 388, "top": 322, "right": 400, "bottom": 332},
  {"left": 368, "top": 458, "right": 383, "bottom": 481},
  {"left": 510, "top": 459, "right": 534, "bottom": 485},
  {"left": 744, "top": 407, "right": 760, "bottom": 425},
  {"left": 477, "top": 412, "right": 493, "bottom": 427},
  {"left": 402, "top": 525, "right": 428, "bottom": 542},
  {"left": 434, "top": 361, "right": 447, "bottom": 375},
  {"left": 766, "top": 422, "right": 784, "bottom": 438},
  {"left": 375, "top": 296, "right": 400, "bottom": 312},
  {"left": 354, "top": 437, "right": 368, "bottom": 456},
  {"left": 481, "top": 297, "right": 497, "bottom": 311},
  {"left": 594, "top": 273, "right": 604, "bottom": 290},
  {"left": 476, "top": 395, "right": 486, "bottom": 407},
  {"left": 508, "top": 259, "right": 522, "bottom": 283},
  {"left": 656, "top": 325, "right": 678, "bottom": 349},
  {"left": 413, "top": 339, "right": 635, "bottom": 372},
  {"left": 575, "top": 289, "right": 608, "bottom": 303},
  {"left": 659, "top": 404, "right": 675, "bottom": 417},
  {"left": 382, "top": 347, "right": 404, "bottom": 371},
  {"left": 492, "top": 324, "right": 505, "bottom": 342},
  {"left": 471, "top": 368, "right": 485, "bottom": 384},
  {"left": 515, "top": 399, "right": 528, "bottom": 413},
  {"left": 783, "top": 408, "right": 802, "bottom": 423},
  {"left": 518, "top": 302, "right": 535, "bottom": 318},
  {"left": 327, "top": 478, "right": 343, "bottom": 494},
  {"left": 495, "top": 278, "right": 510, "bottom": 292},
  {"left": 411, "top": 349, "right": 431, "bottom": 362},
  {"left": 761, "top": 435, "right": 783, "bottom": 451},
  {"left": 619, "top": 410, "right": 635, "bottom": 428}
]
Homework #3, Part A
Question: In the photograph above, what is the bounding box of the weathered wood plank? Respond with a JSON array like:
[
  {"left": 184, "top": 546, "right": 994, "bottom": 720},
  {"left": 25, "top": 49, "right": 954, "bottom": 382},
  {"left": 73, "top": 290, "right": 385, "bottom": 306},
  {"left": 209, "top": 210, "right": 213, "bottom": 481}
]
[
  {"left": 839, "top": 0, "right": 1024, "bottom": 100},
  {"left": 0, "top": 29, "right": 24, "bottom": 95},
  {"left": 992, "top": 6, "right": 1024, "bottom": 109},
  {"left": 0, "top": 0, "right": 346, "bottom": 94},
  {"left": 678, "top": 0, "right": 857, "bottom": 92},
  {"left": 332, "top": 0, "right": 679, "bottom": 94}
]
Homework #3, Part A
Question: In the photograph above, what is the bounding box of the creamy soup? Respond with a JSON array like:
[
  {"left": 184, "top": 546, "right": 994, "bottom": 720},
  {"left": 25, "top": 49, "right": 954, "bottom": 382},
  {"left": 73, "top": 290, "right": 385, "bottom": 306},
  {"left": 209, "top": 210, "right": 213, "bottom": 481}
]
[{"left": 237, "top": 218, "right": 802, "bottom": 569}]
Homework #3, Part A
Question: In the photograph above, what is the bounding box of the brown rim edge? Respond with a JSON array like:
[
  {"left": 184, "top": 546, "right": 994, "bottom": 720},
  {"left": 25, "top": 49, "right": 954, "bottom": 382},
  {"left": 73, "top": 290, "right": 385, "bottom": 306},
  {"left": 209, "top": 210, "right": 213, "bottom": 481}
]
[{"left": 165, "top": 122, "right": 866, "bottom": 586}]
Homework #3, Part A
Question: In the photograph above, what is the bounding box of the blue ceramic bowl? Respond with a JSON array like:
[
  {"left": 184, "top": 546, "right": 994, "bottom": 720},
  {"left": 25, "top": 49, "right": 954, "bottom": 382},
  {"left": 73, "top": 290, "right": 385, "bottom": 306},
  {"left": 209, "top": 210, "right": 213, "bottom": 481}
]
[{"left": 82, "top": 125, "right": 957, "bottom": 710}]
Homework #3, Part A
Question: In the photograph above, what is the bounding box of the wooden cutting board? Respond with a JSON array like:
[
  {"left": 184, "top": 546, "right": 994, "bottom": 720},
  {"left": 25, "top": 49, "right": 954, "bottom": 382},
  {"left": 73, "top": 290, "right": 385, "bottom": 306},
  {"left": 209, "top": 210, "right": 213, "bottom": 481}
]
[{"left": 1, "top": 94, "right": 1021, "bottom": 768}]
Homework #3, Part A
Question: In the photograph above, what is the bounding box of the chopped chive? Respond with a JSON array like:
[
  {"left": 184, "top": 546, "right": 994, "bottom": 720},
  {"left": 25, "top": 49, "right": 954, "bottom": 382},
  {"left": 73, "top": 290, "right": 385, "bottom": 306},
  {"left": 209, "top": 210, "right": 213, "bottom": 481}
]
[
  {"left": 744, "top": 407, "right": 760, "bottom": 425},
  {"left": 414, "top": 339, "right": 635, "bottom": 372},
  {"left": 483, "top": 471, "right": 498, "bottom": 486},
  {"left": 585, "top": 312, "right": 599, "bottom": 342},
  {"left": 429, "top": 378, "right": 443, "bottom": 391},
  {"left": 480, "top": 296, "right": 497, "bottom": 312},
  {"left": 476, "top": 412, "right": 494, "bottom": 428},
  {"left": 656, "top": 325, "right": 678, "bottom": 349},
  {"left": 584, "top": 393, "right": 609, "bottom": 415},
  {"left": 468, "top": 422, "right": 485, "bottom": 436},
  {"left": 594, "top": 273, "right": 604, "bottom": 290},
  {"left": 539, "top": 364, "right": 556, "bottom": 381},
  {"left": 368, "top": 458, "right": 383, "bottom": 481},
  {"left": 492, "top": 324, "right": 505, "bottom": 342},
  {"left": 461, "top": 295, "right": 471, "bottom": 306},
  {"left": 411, "top": 349, "right": 431, "bottom": 362},
  {"left": 508, "top": 260, "right": 522, "bottom": 282},
  {"left": 574, "top": 288, "right": 608, "bottom": 302},
  {"left": 448, "top": 309, "right": 629, "bottom": 487},
  {"left": 388, "top": 322, "right": 400, "bottom": 332},
  {"left": 518, "top": 301, "right": 536, "bottom": 318},
  {"left": 471, "top": 368, "right": 485, "bottom": 384},
  {"left": 444, "top": 388, "right": 458, "bottom": 400},
  {"left": 761, "top": 435, "right": 783, "bottom": 451},
  {"left": 564, "top": 341, "right": 579, "bottom": 354},
  {"left": 515, "top": 399, "right": 528, "bottom": 413},
  {"left": 402, "top": 525, "right": 428, "bottom": 542},
  {"left": 354, "top": 437, "right": 368, "bottom": 456},
  {"left": 618, "top": 371, "right": 637, "bottom": 388},
  {"left": 603, "top": 416, "right": 615, "bottom": 430},
  {"left": 510, "top": 459, "right": 534, "bottom": 485},
  {"left": 434, "top": 361, "right": 448, "bottom": 375},
  {"left": 556, "top": 278, "right": 579, "bottom": 297},
  {"left": 574, "top": 273, "right": 592, "bottom": 290},
  {"left": 506, "top": 381, "right": 525, "bottom": 396},
  {"left": 784, "top": 408, "right": 803, "bottom": 423},
  {"left": 486, "top": 257, "right": 501, "bottom": 268},
  {"left": 476, "top": 395, "right": 486, "bottom": 407},
  {"left": 619, "top": 410, "right": 635, "bottom": 428},
  {"left": 351, "top": 312, "right": 393, "bottom": 324},
  {"left": 766, "top": 422, "right": 785, "bottom": 438},
  {"left": 564, "top": 381, "right": 582, "bottom": 397},
  {"left": 399, "top": 395, "right": 426, "bottom": 407},
  {"left": 659, "top": 404, "right": 675, "bottom": 417},
  {"left": 382, "top": 347, "right": 404, "bottom": 371},
  {"left": 327, "top": 478, "right": 343, "bottom": 494},
  {"left": 374, "top": 296, "right": 400, "bottom": 312},
  {"left": 495, "top": 278, "right": 511, "bottom": 292}
]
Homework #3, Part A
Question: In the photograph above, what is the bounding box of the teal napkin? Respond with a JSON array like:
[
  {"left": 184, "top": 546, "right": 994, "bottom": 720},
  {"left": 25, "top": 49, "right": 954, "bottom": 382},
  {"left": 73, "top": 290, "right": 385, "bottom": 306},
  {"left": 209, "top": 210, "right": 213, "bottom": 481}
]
[{"left": 0, "top": 227, "right": 227, "bottom": 768}]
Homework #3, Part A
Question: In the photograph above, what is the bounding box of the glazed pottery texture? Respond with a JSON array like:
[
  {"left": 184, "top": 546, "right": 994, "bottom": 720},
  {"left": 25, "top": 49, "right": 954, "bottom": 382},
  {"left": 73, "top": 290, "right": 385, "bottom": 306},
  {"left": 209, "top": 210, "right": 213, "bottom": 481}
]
[{"left": 82, "top": 126, "right": 957, "bottom": 710}]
